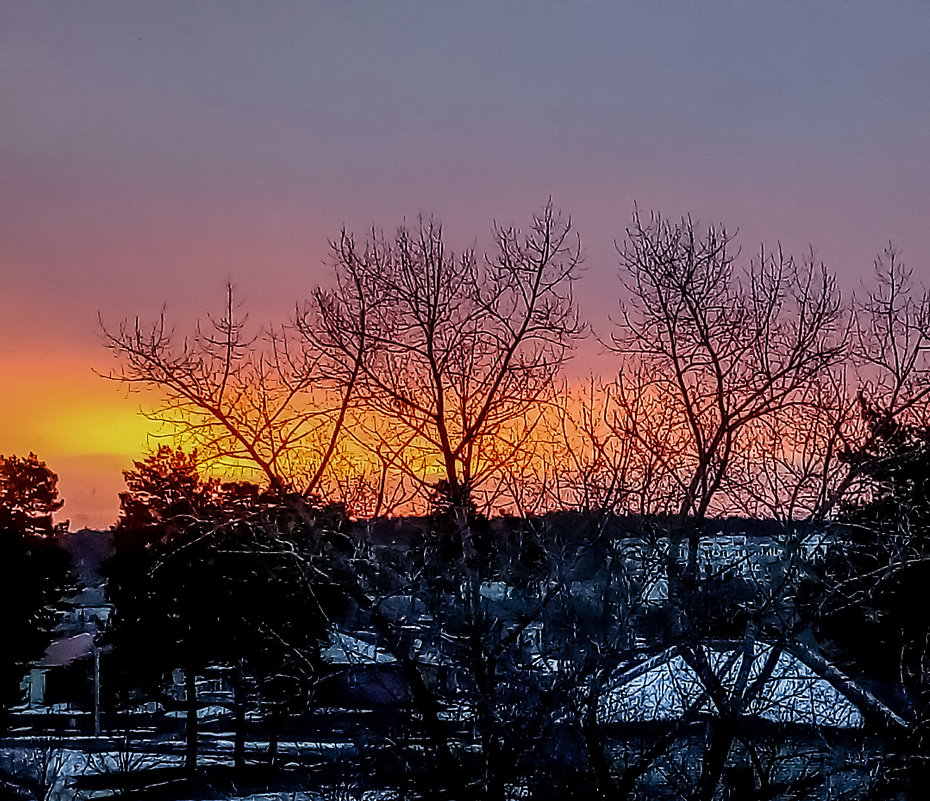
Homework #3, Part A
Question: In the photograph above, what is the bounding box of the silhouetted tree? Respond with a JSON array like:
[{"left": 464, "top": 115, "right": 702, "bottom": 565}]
[
  {"left": 100, "top": 285, "right": 360, "bottom": 496},
  {"left": 608, "top": 209, "right": 846, "bottom": 524},
  {"left": 554, "top": 211, "right": 899, "bottom": 800},
  {"left": 0, "top": 454, "right": 72, "bottom": 732},
  {"left": 815, "top": 407, "right": 930, "bottom": 793},
  {"left": 306, "top": 202, "right": 584, "bottom": 797},
  {"left": 0, "top": 453, "right": 66, "bottom": 535},
  {"left": 105, "top": 447, "right": 352, "bottom": 772},
  {"left": 307, "top": 200, "right": 583, "bottom": 519},
  {"left": 816, "top": 246, "right": 930, "bottom": 518}
]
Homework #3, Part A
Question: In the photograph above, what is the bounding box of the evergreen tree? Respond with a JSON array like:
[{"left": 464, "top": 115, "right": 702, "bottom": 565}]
[
  {"left": 0, "top": 454, "right": 72, "bottom": 731},
  {"left": 0, "top": 452, "right": 66, "bottom": 535},
  {"left": 822, "top": 406, "right": 930, "bottom": 699},
  {"left": 816, "top": 404, "right": 930, "bottom": 791},
  {"left": 105, "top": 446, "right": 352, "bottom": 771}
]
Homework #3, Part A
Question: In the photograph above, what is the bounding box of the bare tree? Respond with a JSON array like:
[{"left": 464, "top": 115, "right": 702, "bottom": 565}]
[
  {"left": 574, "top": 208, "right": 872, "bottom": 800},
  {"left": 730, "top": 247, "right": 930, "bottom": 528},
  {"left": 101, "top": 284, "right": 360, "bottom": 496},
  {"left": 303, "top": 200, "right": 584, "bottom": 519},
  {"left": 737, "top": 245, "right": 930, "bottom": 525},
  {"left": 608, "top": 209, "right": 847, "bottom": 524},
  {"left": 857, "top": 247, "right": 930, "bottom": 419},
  {"left": 808, "top": 247, "right": 930, "bottom": 519},
  {"left": 100, "top": 201, "right": 583, "bottom": 521}
]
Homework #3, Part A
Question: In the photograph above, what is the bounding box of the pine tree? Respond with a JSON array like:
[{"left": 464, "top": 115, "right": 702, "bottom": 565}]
[{"left": 0, "top": 454, "right": 72, "bottom": 731}]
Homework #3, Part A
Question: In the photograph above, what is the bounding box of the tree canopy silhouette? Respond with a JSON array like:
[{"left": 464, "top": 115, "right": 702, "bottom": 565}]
[
  {"left": 306, "top": 200, "right": 583, "bottom": 516},
  {"left": 0, "top": 454, "right": 72, "bottom": 731},
  {"left": 0, "top": 452, "right": 66, "bottom": 535},
  {"left": 105, "top": 446, "right": 353, "bottom": 770}
]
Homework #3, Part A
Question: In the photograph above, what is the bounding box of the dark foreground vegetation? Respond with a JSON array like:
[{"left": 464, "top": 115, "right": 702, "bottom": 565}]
[{"left": 4, "top": 203, "right": 930, "bottom": 799}]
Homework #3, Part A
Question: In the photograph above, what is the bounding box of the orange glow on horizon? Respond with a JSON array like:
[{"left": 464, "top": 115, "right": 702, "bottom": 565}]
[
  {"left": 1, "top": 340, "right": 837, "bottom": 529},
  {"left": 0, "top": 350, "right": 160, "bottom": 530},
  {"left": 0, "top": 349, "right": 621, "bottom": 528}
]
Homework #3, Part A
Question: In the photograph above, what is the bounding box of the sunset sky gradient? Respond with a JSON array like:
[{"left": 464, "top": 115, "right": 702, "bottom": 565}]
[{"left": 3, "top": 2, "right": 930, "bottom": 528}]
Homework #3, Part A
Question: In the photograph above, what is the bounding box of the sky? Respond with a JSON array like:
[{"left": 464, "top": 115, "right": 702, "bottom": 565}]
[{"left": 2, "top": 1, "right": 930, "bottom": 529}]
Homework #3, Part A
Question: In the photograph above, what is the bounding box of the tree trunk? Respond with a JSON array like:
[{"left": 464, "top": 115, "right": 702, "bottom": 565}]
[
  {"left": 695, "top": 719, "right": 734, "bottom": 801},
  {"left": 581, "top": 695, "right": 617, "bottom": 799},
  {"left": 185, "top": 668, "right": 198, "bottom": 773},
  {"left": 233, "top": 664, "right": 246, "bottom": 772},
  {"left": 267, "top": 708, "right": 279, "bottom": 767}
]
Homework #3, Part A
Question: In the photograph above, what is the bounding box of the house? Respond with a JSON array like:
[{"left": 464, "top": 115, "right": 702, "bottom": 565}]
[
  {"left": 598, "top": 642, "right": 864, "bottom": 729},
  {"left": 21, "top": 632, "right": 98, "bottom": 710},
  {"left": 20, "top": 529, "right": 112, "bottom": 711}
]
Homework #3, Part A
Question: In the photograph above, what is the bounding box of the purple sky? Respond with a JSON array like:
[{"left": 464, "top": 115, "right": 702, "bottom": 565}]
[{"left": 3, "top": 2, "right": 930, "bottom": 527}]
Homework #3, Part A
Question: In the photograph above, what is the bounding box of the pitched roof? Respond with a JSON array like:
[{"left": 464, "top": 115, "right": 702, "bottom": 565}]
[{"left": 598, "top": 643, "right": 864, "bottom": 728}]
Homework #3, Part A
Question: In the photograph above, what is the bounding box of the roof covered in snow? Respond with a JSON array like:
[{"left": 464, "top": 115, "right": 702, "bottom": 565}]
[
  {"left": 598, "top": 643, "right": 864, "bottom": 729},
  {"left": 322, "top": 630, "right": 396, "bottom": 665}
]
